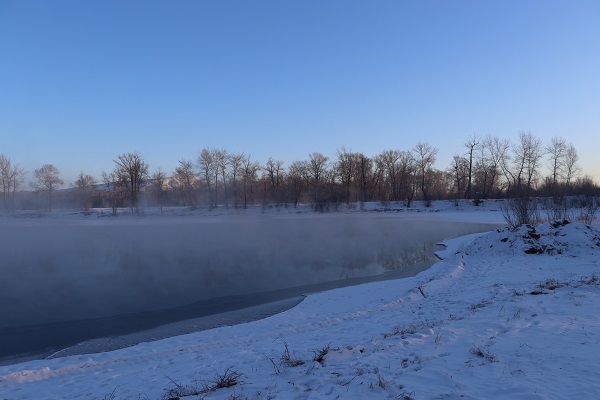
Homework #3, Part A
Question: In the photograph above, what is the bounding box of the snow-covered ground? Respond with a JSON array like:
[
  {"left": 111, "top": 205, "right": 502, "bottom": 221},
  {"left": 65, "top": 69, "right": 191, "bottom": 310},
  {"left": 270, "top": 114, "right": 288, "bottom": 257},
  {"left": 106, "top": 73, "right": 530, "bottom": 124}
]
[
  {"left": 5, "top": 198, "right": 508, "bottom": 223},
  {"left": 1, "top": 202, "right": 599, "bottom": 399}
]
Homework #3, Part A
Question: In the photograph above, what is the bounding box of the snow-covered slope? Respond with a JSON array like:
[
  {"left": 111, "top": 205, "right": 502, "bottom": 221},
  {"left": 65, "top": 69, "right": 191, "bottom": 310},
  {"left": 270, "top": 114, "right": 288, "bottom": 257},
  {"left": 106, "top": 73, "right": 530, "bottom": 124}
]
[{"left": 1, "top": 219, "right": 599, "bottom": 399}]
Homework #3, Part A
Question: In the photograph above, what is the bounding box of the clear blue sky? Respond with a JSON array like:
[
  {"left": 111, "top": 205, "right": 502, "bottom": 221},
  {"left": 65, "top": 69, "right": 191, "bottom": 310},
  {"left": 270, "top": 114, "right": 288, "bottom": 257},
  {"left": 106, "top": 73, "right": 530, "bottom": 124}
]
[{"left": 1, "top": 0, "right": 599, "bottom": 186}]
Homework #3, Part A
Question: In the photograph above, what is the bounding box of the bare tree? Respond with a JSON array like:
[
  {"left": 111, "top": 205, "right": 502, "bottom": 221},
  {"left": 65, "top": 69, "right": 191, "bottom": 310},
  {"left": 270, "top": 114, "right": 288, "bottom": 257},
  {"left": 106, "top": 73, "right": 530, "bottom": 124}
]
[
  {"left": 197, "top": 148, "right": 215, "bottom": 208},
  {"left": 228, "top": 153, "right": 245, "bottom": 208},
  {"left": 512, "top": 131, "right": 543, "bottom": 197},
  {"left": 307, "top": 152, "right": 329, "bottom": 210},
  {"left": 380, "top": 149, "right": 402, "bottom": 202},
  {"left": 413, "top": 142, "right": 438, "bottom": 205},
  {"left": 113, "top": 152, "right": 149, "bottom": 214},
  {"left": 287, "top": 160, "right": 308, "bottom": 207},
  {"left": 174, "top": 159, "right": 197, "bottom": 207},
  {"left": 355, "top": 153, "right": 372, "bottom": 204},
  {"left": 354, "top": 153, "right": 383, "bottom": 205},
  {"left": 372, "top": 154, "right": 385, "bottom": 201},
  {"left": 213, "top": 149, "right": 228, "bottom": 208},
  {"left": 73, "top": 172, "right": 98, "bottom": 211},
  {"left": 152, "top": 168, "right": 167, "bottom": 214},
  {"left": 449, "top": 155, "right": 469, "bottom": 199},
  {"left": 564, "top": 143, "right": 580, "bottom": 190},
  {"left": 473, "top": 135, "right": 502, "bottom": 199},
  {"left": 393, "top": 151, "right": 417, "bottom": 207},
  {"left": 463, "top": 134, "right": 480, "bottom": 199},
  {"left": 11, "top": 140, "right": 592, "bottom": 212},
  {"left": 31, "top": 164, "right": 64, "bottom": 211},
  {"left": 0, "top": 155, "right": 11, "bottom": 211},
  {"left": 501, "top": 132, "right": 544, "bottom": 227},
  {"left": 0, "top": 155, "right": 24, "bottom": 213},
  {"left": 429, "top": 168, "right": 453, "bottom": 200},
  {"left": 101, "top": 170, "right": 126, "bottom": 216},
  {"left": 195, "top": 148, "right": 227, "bottom": 208},
  {"left": 546, "top": 136, "right": 568, "bottom": 196},
  {"left": 487, "top": 135, "right": 512, "bottom": 197},
  {"left": 326, "top": 164, "right": 340, "bottom": 209},
  {"left": 242, "top": 156, "right": 260, "bottom": 208},
  {"left": 539, "top": 136, "right": 569, "bottom": 220},
  {"left": 264, "top": 157, "right": 284, "bottom": 205},
  {"left": 336, "top": 147, "right": 356, "bottom": 205},
  {"left": 10, "top": 164, "right": 25, "bottom": 212}
]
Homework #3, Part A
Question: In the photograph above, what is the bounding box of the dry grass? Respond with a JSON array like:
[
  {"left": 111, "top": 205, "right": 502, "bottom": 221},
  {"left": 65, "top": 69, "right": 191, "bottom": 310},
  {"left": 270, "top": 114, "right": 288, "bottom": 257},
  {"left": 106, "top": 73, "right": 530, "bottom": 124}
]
[
  {"left": 312, "top": 344, "right": 330, "bottom": 365},
  {"left": 470, "top": 346, "right": 498, "bottom": 363}
]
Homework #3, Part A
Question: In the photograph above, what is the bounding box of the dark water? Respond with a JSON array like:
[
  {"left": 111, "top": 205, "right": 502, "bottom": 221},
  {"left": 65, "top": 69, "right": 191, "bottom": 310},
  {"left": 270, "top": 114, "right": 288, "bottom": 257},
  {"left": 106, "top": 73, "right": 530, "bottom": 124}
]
[{"left": 0, "top": 214, "right": 497, "bottom": 363}]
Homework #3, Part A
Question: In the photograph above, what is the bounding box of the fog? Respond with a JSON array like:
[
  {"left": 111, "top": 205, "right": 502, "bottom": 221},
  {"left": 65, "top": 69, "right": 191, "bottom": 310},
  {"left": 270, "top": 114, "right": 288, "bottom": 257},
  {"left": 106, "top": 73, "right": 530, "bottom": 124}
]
[{"left": 0, "top": 215, "right": 494, "bottom": 330}]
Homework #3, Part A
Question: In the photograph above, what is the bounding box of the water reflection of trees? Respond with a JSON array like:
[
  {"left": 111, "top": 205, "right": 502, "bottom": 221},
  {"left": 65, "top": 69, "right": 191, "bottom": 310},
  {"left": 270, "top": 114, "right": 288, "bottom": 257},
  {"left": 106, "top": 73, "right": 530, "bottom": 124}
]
[
  {"left": 337, "top": 243, "right": 436, "bottom": 279},
  {"left": 377, "top": 243, "right": 435, "bottom": 271}
]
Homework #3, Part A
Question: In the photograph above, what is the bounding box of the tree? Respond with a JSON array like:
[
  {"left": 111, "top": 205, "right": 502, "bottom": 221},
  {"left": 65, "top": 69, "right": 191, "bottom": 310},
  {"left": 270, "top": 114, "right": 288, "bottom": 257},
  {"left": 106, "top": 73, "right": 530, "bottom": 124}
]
[
  {"left": 429, "top": 168, "right": 453, "bottom": 200},
  {"left": 242, "top": 156, "right": 260, "bottom": 208},
  {"left": 540, "top": 138, "right": 581, "bottom": 221},
  {"left": 463, "top": 134, "right": 480, "bottom": 199},
  {"left": 73, "top": 172, "right": 98, "bottom": 211},
  {"left": 101, "top": 170, "right": 126, "bottom": 215},
  {"left": 307, "top": 152, "right": 329, "bottom": 210},
  {"left": 113, "top": 152, "right": 149, "bottom": 213},
  {"left": 152, "top": 168, "right": 168, "bottom": 213},
  {"left": 9, "top": 164, "right": 25, "bottom": 212},
  {"left": 264, "top": 157, "right": 284, "bottom": 205},
  {"left": 286, "top": 160, "right": 308, "bottom": 207},
  {"left": 393, "top": 151, "right": 417, "bottom": 206},
  {"left": 336, "top": 147, "right": 356, "bottom": 204},
  {"left": 197, "top": 148, "right": 215, "bottom": 208},
  {"left": 355, "top": 153, "right": 372, "bottom": 204},
  {"left": 449, "top": 155, "right": 469, "bottom": 199},
  {"left": 0, "top": 155, "right": 25, "bottom": 213},
  {"left": 174, "top": 159, "right": 197, "bottom": 207},
  {"left": 413, "top": 142, "right": 438, "bottom": 205},
  {"left": 213, "top": 149, "right": 228, "bottom": 208},
  {"left": 546, "top": 136, "right": 568, "bottom": 196},
  {"left": 380, "top": 149, "right": 402, "bottom": 202},
  {"left": 501, "top": 131, "right": 544, "bottom": 227},
  {"left": 195, "top": 148, "right": 228, "bottom": 208},
  {"left": 31, "top": 164, "right": 64, "bottom": 211},
  {"left": 474, "top": 135, "right": 503, "bottom": 199},
  {"left": 0, "top": 155, "right": 12, "bottom": 211},
  {"left": 487, "top": 135, "right": 512, "bottom": 197},
  {"left": 512, "top": 131, "right": 543, "bottom": 197},
  {"left": 228, "top": 153, "right": 245, "bottom": 208},
  {"left": 564, "top": 143, "right": 580, "bottom": 190},
  {"left": 355, "top": 153, "right": 383, "bottom": 204}
]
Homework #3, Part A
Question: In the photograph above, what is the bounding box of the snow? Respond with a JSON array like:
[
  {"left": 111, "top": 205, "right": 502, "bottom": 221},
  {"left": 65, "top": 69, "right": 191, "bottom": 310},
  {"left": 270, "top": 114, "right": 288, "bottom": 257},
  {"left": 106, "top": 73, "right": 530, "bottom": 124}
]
[{"left": 1, "top": 202, "right": 599, "bottom": 399}]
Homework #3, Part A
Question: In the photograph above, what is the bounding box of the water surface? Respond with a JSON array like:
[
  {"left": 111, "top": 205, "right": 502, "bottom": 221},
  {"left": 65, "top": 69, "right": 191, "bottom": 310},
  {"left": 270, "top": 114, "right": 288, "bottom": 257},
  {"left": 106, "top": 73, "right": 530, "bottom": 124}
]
[{"left": 0, "top": 214, "right": 497, "bottom": 363}]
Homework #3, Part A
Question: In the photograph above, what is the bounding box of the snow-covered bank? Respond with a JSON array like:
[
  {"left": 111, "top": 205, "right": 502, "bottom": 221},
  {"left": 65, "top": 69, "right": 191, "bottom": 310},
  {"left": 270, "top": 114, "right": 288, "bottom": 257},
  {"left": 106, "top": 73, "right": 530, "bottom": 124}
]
[
  {"left": 1, "top": 198, "right": 507, "bottom": 223},
  {"left": 1, "top": 213, "right": 599, "bottom": 398}
]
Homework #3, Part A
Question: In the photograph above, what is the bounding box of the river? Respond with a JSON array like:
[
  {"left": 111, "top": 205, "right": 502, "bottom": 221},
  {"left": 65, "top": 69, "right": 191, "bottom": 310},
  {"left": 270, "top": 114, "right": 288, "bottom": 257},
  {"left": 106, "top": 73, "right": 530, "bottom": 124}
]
[{"left": 0, "top": 213, "right": 498, "bottom": 364}]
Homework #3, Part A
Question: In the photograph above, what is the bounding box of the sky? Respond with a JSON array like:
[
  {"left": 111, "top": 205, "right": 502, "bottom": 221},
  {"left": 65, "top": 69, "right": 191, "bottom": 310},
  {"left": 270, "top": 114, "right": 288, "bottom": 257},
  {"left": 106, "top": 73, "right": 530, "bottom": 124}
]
[{"left": 0, "top": 0, "right": 599, "bottom": 186}]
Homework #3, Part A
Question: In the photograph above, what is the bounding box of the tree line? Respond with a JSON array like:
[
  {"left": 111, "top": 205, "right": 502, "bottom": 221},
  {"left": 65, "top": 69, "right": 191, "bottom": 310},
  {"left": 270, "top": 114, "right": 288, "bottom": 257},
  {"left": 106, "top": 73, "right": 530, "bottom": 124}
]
[{"left": 1, "top": 131, "right": 598, "bottom": 214}]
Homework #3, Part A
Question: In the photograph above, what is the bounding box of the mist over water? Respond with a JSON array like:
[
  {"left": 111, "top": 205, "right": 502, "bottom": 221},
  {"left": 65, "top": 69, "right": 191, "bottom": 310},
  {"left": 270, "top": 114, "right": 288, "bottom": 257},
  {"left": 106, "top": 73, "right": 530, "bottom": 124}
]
[{"left": 0, "top": 215, "right": 494, "bottom": 329}]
